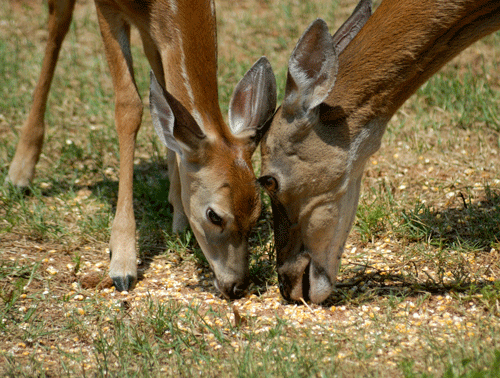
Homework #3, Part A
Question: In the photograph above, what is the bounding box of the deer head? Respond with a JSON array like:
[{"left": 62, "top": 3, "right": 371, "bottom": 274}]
[
  {"left": 150, "top": 57, "right": 277, "bottom": 299},
  {"left": 260, "top": 0, "right": 500, "bottom": 304},
  {"left": 259, "top": 0, "right": 372, "bottom": 304}
]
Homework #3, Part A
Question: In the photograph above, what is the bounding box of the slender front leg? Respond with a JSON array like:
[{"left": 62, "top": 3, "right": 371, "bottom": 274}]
[
  {"left": 7, "top": 0, "right": 76, "bottom": 187},
  {"left": 94, "top": 1, "right": 143, "bottom": 291},
  {"left": 167, "top": 149, "right": 188, "bottom": 232},
  {"left": 138, "top": 32, "right": 187, "bottom": 233}
]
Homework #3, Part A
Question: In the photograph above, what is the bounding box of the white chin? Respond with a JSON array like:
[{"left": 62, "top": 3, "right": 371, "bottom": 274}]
[{"left": 308, "top": 268, "right": 333, "bottom": 304}]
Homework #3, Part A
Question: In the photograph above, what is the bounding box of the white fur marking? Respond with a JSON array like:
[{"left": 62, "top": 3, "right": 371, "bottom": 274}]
[
  {"left": 178, "top": 32, "right": 205, "bottom": 129},
  {"left": 309, "top": 262, "right": 332, "bottom": 304},
  {"left": 235, "top": 158, "right": 250, "bottom": 171},
  {"left": 169, "top": 0, "right": 178, "bottom": 15},
  {"left": 348, "top": 117, "right": 388, "bottom": 174},
  {"left": 210, "top": 0, "right": 216, "bottom": 17}
]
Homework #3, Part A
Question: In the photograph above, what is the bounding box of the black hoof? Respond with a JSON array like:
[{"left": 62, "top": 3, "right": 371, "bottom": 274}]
[
  {"left": 5, "top": 181, "right": 31, "bottom": 196},
  {"left": 111, "top": 275, "right": 137, "bottom": 292}
]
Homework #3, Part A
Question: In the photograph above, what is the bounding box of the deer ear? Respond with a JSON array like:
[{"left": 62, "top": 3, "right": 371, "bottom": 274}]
[
  {"left": 228, "top": 57, "right": 277, "bottom": 149},
  {"left": 150, "top": 70, "right": 205, "bottom": 159},
  {"left": 282, "top": 19, "right": 338, "bottom": 117},
  {"left": 332, "top": 0, "right": 372, "bottom": 54}
]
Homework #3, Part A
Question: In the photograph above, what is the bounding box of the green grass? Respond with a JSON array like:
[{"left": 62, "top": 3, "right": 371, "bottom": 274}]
[
  {"left": 419, "top": 65, "right": 500, "bottom": 132},
  {"left": 1, "top": 0, "right": 500, "bottom": 377}
]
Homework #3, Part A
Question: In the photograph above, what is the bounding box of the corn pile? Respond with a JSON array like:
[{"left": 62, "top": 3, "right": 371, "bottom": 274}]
[{"left": 2, "top": 219, "right": 499, "bottom": 375}]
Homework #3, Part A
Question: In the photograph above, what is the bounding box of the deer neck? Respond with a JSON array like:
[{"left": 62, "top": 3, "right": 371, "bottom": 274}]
[
  {"left": 158, "top": 0, "right": 226, "bottom": 136},
  {"left": 326, "top": 0, "right": 500, "bottom": 138}
]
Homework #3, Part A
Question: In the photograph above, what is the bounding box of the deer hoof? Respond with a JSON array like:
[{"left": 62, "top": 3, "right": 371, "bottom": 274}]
[{"left": 111, "top": 274, "right": 137, "bottom": 292}]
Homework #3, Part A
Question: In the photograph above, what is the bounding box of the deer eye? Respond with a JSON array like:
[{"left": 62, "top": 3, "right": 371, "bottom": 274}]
[
  {"left": 206, "top": 208, "right": 223, "bottom": 226},
  {"left": 258, "top": 175, "right": 278, "bottom": 193}
]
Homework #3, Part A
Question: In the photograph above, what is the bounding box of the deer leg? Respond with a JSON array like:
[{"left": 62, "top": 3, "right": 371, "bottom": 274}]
[
  {"left": 95, "top": 2, "right": 143, "bottom": 291},
  {"left": 7, "top": 0, "right": 76, "bottom": 187},
  {"left": 167, "top": 149, "right": 188, "bottom": 232},
  {"left": 139, "top": 32, "right": 188, "bottom": 233}
]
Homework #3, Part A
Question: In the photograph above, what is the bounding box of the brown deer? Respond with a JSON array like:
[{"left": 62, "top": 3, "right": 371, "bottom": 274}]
[
  {"left": 259, "top": 0, "right": 500, "bottom": 303},
  {"left": 6, "top": 0, "right": 277, "bottom": 299}
]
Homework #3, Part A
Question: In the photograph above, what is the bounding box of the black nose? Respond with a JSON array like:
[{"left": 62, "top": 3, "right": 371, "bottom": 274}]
[
  {"left": 231, "top": 282, "right": 246, "bottom": 298},
  {"left": 217, "top": 279, "right": 248, "bottom": 299},
  {"left": 277, "top": 273, "right": 293, "bottom": 302}
]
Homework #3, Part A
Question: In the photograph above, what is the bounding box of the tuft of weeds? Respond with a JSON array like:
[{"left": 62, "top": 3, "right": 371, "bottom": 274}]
[
  {"left": 355, "top": 180, "right": 396, "bottom": 243},
  {"left": 419, "top": 64, "right": 500, "bottom": 132},
  {"left": 397, "top": 187, "right": 500, "bottom": 253}
]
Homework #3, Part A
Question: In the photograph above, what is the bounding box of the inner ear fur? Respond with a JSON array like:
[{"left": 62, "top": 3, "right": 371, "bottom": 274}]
[
  {"left": 282, "top": 0, "right": 372, "bottom": 119},
  {"left": 228, "top": 56, "right": 277, "bottom": 150},
  {"left": 283, "top": 19, "right": 338, "bottom": 117}
]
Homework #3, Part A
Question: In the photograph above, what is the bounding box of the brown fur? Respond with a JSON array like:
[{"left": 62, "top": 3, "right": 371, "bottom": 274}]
[
  {"left": 7, "top": 0, "right": 276, "bottom": 298},
  {"left": 329, "top": 0, "right": 500, "bottom": 136},
  {"left": 261, "top": 0, "right": 500, "bottom": 303}
]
